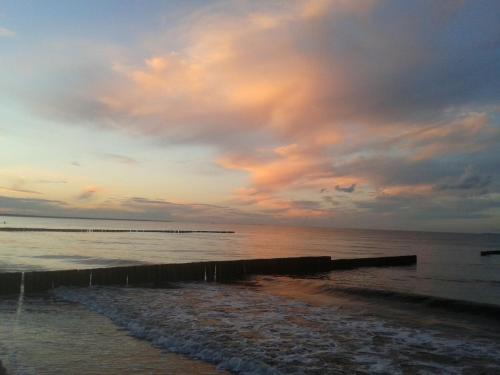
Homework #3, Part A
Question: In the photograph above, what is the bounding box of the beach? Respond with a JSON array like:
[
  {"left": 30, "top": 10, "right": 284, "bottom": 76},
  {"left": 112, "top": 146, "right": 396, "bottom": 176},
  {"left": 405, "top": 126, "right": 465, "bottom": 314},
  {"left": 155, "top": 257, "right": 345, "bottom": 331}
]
[
  {"left": 1, "top": 216, "right": 500, "bottom": 374},
  {"left": 3, "top": 1, "right": 500, "bottom": 373}
]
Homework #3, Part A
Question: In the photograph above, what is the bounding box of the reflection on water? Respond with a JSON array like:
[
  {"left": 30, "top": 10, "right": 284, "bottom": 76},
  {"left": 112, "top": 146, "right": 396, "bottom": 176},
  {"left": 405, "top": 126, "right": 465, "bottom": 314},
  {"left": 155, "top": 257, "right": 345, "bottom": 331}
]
[
  {"left": 1, "top": 216, "right": 499, "bottom": 305},
  {"left": 1, "top": 216, "right": 500, "bottom": 374},
  {"left": 54, "top": 281, "right": 500, "bottom": 375},
  {"left": 0, "top": 294, "right": 228, "bottom": 375}
]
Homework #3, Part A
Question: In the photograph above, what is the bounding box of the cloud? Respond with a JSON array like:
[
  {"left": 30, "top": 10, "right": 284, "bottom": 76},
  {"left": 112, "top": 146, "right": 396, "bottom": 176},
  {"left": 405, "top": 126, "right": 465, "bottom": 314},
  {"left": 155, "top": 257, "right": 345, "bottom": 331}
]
[
  {"left": 0, "top": 194, "right": 264, "bottom": 224},
  {"left": 357, "top": 194, "right": 500, "bottom": 221},
  {"left": 322, "top": 196, "right": 337, "bottom": 206},
  {"left": 291, "top": 200, "right": 323, "bottom": 210},
  {"left": 335, "top": 184, "right": 356, "bottom": 193},
  {"left": 0, "top": 195, "right": 68, "bottom": 216},
  {"left": 218, "top": 144, "right": 335, "bottom": 193},
  {"left": 0, "top": 27, "right": 15, "bottom": 37},
  {"left": 36, "top": 179, "right": 68, "bottom": 184},
  {"left": 435, "top": 167, "right": 492, "bottom": 192},
  {"left": 6, "top": 0, "right": 500, "bottom": 230},
  {"left": 120, "top": 196, "right": 254, "bottom": 222},
  {"left": 0, "top": 185, "right": 41, "bottom": 195},
  {"left": 0, "top": 177, "right": 42, "bottom": 195},
  {"left": 0, "top": 175, "right": 70, "bottom": 195},
  {"left": 231, "top": 187, "right": 333, "bottom": 220},
  {"left": 99, "top": 153, "right": 139, "bottom": 165},
  {"left": 77, "top": 186, "right": 100, "bottom": 200}
]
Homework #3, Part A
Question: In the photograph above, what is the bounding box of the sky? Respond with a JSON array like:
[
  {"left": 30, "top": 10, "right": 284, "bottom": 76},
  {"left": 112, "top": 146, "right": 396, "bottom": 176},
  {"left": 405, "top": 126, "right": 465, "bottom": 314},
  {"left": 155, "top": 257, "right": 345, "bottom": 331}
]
[{"left": 0, "top": 0, "right": 499, "bottom": 232}]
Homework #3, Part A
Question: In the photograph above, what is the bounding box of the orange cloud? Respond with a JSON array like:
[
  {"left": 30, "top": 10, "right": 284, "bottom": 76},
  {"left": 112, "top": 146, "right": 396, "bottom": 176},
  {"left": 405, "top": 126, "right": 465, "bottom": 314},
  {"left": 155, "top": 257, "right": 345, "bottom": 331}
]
[
  {"left": 96, "top": 0, "right": 372, "bottom": 148},
  {"left": 218, "top": 143, "right": 336, "bottom": 193},
  {"left": 234, "top": 187, "right": 332, "bottom": 219},
  {"left": 28, "top": 0, "right": 499, "bottom": 226},
  {"left": 401, "top": 113, "right": 494, "bottom": 160},
  {"left": 86, "top": 1, "right": 409, "bottom": 214},
  {"left": 380, "top": 184, "right": 434, "bottom": 197}
]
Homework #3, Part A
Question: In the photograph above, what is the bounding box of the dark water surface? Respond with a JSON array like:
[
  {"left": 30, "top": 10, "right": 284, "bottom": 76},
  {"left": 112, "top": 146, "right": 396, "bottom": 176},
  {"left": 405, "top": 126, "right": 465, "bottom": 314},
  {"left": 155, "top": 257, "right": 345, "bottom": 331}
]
[
  {"left": 1, "top": 216, "right": 500, "bottom": 374},
  {"left": 1, "top": 216, "right": 499, "bottom": 305}
]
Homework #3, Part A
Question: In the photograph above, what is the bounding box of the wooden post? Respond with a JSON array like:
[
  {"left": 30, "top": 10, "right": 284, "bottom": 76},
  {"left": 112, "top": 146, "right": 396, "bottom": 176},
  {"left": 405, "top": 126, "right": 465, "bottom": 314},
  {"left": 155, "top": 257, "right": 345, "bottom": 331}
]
[{"left": 0, "top": 272, "right": 22, "bottom": 295}]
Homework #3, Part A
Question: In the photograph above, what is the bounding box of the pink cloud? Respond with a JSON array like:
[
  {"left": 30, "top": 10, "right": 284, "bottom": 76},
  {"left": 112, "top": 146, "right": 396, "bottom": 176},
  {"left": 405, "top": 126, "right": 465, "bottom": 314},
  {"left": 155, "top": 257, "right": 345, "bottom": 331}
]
[
  {"left": 17, "top": 0, "right": 500, "bottom": 227},
  {"left": 86, "top": 2, "right": 488, "bottom": 206}
]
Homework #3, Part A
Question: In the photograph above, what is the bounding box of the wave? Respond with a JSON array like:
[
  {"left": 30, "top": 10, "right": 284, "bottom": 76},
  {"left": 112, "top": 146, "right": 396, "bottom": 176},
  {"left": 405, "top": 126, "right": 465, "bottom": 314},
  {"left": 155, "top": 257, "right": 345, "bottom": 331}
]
[
  {"left": 55, "top": 282, "right": 500, "bottom": 375},
  {"left": 312, "top": 284, "right": 500, "bottom": 319},
  {"left": 251, "top": 276, "right": 500, "bottom": 319}
]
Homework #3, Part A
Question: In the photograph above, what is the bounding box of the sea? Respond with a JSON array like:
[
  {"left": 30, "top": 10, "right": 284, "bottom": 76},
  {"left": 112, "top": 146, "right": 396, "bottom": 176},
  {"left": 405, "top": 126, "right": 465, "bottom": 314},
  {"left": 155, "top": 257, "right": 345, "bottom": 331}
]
[{"left": 0, "top": 216, "right": 499, "bottom": 374}]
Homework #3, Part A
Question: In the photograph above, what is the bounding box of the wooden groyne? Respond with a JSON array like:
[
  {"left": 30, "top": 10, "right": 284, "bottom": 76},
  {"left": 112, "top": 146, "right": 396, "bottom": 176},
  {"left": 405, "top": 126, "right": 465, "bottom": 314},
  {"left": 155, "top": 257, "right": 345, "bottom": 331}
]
[
  {"left": 0, "top": 359, "right": 7, "bottom": 375},
  {"left": 0, "top": 227, "right": 234, "bottom": 234},
  {"left": 0, "top": 272, "right": 22, "bottom": 295},
  {"left": 481, "top": 250, "right": 500, "bottom": 256},
  {"left": 0, "top": 255, "right": 417, "bottom": 295},
  {"left": 330, "top": 255, "right": 417, "bottom": 270}
]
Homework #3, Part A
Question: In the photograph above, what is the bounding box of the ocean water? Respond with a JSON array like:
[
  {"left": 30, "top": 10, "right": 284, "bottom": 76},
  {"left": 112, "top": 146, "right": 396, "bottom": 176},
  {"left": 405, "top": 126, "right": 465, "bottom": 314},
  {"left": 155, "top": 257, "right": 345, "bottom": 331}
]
[{"left": 1, "top": 216, "right": 500, "bottom": 374}]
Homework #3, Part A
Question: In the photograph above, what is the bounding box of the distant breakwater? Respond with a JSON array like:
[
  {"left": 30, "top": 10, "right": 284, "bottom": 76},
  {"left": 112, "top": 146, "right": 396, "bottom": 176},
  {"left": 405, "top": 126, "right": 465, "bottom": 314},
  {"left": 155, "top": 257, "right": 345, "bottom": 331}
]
[
  {"left": 0, "top": 255, "right": 416, "bottom": 295},
  {"left": 481, "top": 250, "right": 500, "bottom": 256},
  {"left": 0, "top": 227, "right": 234, "bottom": 234}
]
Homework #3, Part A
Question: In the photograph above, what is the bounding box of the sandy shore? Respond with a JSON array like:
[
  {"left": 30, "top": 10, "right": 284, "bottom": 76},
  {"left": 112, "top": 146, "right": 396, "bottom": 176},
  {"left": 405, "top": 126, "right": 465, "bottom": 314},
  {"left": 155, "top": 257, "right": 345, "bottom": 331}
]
[{"left": 0, "top": 296, "right": 228, "bottom": 375}]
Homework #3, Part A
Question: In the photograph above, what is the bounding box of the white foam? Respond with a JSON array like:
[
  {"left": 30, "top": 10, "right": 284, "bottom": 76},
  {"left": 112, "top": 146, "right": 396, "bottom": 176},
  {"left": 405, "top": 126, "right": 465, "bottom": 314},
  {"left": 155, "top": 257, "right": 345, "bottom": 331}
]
[{"left": 55, "top": 283, "right": 500, "bottom": 375}]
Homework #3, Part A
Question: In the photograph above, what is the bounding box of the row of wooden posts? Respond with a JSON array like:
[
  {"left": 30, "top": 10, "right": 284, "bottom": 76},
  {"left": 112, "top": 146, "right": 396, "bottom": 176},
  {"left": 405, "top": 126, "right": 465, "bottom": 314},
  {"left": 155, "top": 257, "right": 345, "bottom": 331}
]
[
  {"left": 0, "top": 255, "right": 417, "bottom": 295},
  {"left": 481, "top": 250, "right": 500, "bottom": 256},
  {"left": 0, "top": 227, "right": 234, "bottom": 234}
]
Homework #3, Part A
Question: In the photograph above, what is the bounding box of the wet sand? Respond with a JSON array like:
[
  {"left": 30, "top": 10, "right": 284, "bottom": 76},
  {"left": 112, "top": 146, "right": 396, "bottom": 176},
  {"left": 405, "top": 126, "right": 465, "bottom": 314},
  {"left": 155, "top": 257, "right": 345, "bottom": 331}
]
[{"left": 0, "top": 295, "right": 228, "bottom": 375}]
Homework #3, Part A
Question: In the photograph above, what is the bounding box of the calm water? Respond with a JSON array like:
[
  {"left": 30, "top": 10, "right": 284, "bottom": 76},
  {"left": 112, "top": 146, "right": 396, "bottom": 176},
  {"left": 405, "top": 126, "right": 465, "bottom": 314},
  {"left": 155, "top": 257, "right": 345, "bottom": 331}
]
[
  {"left": 1, "top": 216, "right": 500, "bottom": 374},
  {"left": 1, "top": 216, "right": 499, "bottom": 305}
]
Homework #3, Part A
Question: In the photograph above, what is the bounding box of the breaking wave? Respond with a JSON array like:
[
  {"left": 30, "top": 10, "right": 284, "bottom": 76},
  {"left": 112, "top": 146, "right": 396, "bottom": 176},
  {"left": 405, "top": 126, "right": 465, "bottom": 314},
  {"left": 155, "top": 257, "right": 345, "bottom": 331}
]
[{"left": 55, "top": 281, "right": 500, "bottom": 375}]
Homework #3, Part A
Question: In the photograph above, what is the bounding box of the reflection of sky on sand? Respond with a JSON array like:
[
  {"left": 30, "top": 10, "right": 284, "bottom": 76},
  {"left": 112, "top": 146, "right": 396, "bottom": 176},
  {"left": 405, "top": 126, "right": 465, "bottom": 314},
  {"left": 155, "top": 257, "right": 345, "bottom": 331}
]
[{"left": 0, "top": 294, "right": 228, "bottom": 375}]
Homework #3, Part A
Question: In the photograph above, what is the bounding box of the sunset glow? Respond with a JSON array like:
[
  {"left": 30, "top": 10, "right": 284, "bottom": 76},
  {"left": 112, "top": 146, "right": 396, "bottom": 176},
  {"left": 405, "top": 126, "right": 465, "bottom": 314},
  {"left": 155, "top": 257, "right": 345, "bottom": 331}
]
[{"left": 1, "top": 0, "right": 499, "bottom": 231}]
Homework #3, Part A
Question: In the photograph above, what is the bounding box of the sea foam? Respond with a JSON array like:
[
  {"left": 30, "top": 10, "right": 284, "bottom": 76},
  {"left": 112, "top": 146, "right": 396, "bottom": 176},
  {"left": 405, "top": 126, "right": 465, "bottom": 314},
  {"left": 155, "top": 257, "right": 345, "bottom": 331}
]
[{"left": 55, "top": 282, "right": 500, "bottom": 375}]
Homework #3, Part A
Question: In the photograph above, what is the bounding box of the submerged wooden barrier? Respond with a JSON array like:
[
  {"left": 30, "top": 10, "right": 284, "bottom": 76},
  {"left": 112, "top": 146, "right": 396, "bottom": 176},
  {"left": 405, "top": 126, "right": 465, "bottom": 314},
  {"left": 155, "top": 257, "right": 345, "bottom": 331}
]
[
  {"left": 21, "top": 256, "right": 332, "bottom": 293},
  {"left": 481, "top": 250, "right": 500, "bottom": 256},
  {"left": 0, "top": 272, "right": 22, "bottom": 295},
  {"left": 330, "top": 255, "right": 417, "bottom": 270},
  {"left": 0, "top": 255, "right": 417, "bottom": 295},
  {"left": 0, "top": 227, "right": 234, "bottom": 234},
  {"left": 0, "top": 359, "right": 7, "bottom": 375}
]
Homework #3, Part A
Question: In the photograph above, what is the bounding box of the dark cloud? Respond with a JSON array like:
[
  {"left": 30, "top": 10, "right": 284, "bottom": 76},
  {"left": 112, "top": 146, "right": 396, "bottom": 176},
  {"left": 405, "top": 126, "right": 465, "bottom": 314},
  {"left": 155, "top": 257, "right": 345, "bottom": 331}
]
[
  {"left": 333, "top": 146, "right": 500, "bottom": 193},
  {"left": 77, "top": 187, "right": 99, "bottom": 200},
  {"left": 322, "top": 196, "right": 337, "bottom": 206},
  {"left": 291, "top": 200, "right": 322, "bottom": 210},
  {"left": 357, "top": 194, "right": 500, "bottom": 221},
  {"left": 435, "top": 168, "right": 493, "bottom": 192},
  {"left": 0, "top": 195, "right": 68, "bottom": 216},
  {"left": 335, "top": 184, "right": 356, "bottom": 193}
]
